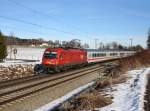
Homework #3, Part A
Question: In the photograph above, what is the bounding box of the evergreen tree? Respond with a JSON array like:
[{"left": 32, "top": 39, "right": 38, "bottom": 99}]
[
  {"left": 0, "top": 31, "right": 7, "bottom": 61},
  {"left": 147, "top": 29, "right": 150, "bottom": 49}
]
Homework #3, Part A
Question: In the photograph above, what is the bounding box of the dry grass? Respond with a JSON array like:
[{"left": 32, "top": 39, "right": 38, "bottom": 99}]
[
  {"left": 118, "top": 49, "right": 150, "bottom": 72},
  {"left": 64, "top": 91, "right": 112, "bottom": 111},
  {"left": 95, "top": 74, "right": 127, "bottom": 91}
]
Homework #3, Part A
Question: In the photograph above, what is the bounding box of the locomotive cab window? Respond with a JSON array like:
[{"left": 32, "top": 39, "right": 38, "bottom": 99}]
[{"left": 44, "top": 51, "right": 57, "bottom": 59}]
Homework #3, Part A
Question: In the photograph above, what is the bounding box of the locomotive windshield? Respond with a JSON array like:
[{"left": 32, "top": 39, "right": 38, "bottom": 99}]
[{"left": 44, "top": 51, "right": 57, "bottom": 59}]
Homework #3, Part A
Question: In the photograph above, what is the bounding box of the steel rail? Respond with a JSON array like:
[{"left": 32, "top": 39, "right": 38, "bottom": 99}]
[
  {"left": 0, "top": 67, "right": 101, "bottom": 106},
  {"left": 0, "top": 65, "right": 102, "bottom": 96},
  {"left": 0, "top": 64, "right": 99, "bottom": 89}
]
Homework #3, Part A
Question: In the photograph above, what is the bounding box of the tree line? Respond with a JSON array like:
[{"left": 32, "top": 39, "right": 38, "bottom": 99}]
[{"left": 97, "top": 41, "right": 144, "bottom": 51}]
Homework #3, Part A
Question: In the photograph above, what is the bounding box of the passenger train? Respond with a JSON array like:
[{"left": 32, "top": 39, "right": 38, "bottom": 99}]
[{"left": 34, "top": 47, "right": 135, "bottom": 74}]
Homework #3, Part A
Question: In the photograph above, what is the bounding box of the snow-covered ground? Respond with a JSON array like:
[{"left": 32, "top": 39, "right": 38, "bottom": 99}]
[
  {"left": 99, "top": 68, "right": 150, "bottom": 111},
  {"left": 0, "top": 47, "right": 45, "bottom": 66},
  {"left": 0, "top": 60, "right": 39, "bottom": 66},
  {"left": 34, "top": 68, "right": 150, "bottom": 111}
]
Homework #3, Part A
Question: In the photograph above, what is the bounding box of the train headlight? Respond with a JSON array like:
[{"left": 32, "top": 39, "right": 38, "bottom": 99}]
[{"left": 49, "top": 61, "right": 52, "bottom": 64}]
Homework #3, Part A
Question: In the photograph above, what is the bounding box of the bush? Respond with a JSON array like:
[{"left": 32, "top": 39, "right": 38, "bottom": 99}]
[
  {"left": 0, "top": 32, "right": 7, "bottom": 61},
  {"left": 64, "top": 92, "right": 112, "bottom": 111}
]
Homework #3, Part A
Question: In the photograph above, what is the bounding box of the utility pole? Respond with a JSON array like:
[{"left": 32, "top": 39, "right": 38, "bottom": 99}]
[
  {"left": 130, "top": 38, "right": 133, "bottom": 47},
  {"left": 129, "top": 38, "right": 133, "bottom": 51},
  {"left": 95, "top": 39, "right": 98, "bottom": 49}
]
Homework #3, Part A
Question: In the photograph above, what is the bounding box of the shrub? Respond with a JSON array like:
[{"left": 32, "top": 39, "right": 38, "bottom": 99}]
[
  {"left": 64, "top": 92, "right": 112, "bottom": 111},
  {"left": 0, "top": 32, "right": 7, "bottom": 61}
]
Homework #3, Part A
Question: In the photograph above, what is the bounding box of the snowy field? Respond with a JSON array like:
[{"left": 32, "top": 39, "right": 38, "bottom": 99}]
[
  {"left": 0, "top": 47, "right": 45, "bottom": 66},
  {"left": 7, "top": 47, "right": 45, "bottom": 60},
  {"left": 35, "top": 68, "right": 150, "bottom": 111}
]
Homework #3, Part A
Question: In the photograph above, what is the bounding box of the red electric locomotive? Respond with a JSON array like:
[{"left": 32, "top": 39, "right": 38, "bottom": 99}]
[{"left": 34, "top": 47, "right": 87, "bottom": 74}]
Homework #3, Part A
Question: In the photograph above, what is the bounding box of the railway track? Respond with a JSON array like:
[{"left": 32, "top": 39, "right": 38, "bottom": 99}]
[
  {"left": 0, "top": 64, "right": 99, "bottom": 88},
  {"left": 0, "top": 64, "right": 103, "bottom": 107},
  {"left": 0, "top": 58, "right": 119, "bottom": 88}
]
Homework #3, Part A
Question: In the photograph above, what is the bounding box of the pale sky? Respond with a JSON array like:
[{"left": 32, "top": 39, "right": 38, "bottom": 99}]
[{"left": 0, "top": 0, "right": 149, "bottom": 48}]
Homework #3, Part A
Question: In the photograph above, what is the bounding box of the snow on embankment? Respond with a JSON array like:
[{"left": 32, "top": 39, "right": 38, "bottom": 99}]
[{"left": 100, "top": 68, "right": 150, "bottom": 111}]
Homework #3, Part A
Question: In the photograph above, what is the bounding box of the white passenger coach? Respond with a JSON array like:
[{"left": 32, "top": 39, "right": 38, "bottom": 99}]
[{"left": 86, "top": 49, "right": 135, "bottom": 63}]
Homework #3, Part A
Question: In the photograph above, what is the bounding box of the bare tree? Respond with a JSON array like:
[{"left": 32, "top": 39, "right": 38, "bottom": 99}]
[
  {"left": 69, "top": 39, "right": 81, "bottom": 48},
  {"left": 54, "top": 40, "right": 60, "bottom": 47},
  {"left": 135, "top": 45, "right": 144, "bottom": 51},
  {"left": 48, "top": 40, "right": 54, "bottom": 47},
  {"left": 110, "top": 42, "right": 118, "bottom": 49},
  {"left": 82, "top": 43, "right": 89, "bottom": 49},
  {"left": 105, "top": 43, "right": 111, "bottom": 50},
  {"left": 118, "top": 44, "right": 124, "bottom": 50},
  {"left": 147, "top": 28, "right": 150, "bottom": 49}
]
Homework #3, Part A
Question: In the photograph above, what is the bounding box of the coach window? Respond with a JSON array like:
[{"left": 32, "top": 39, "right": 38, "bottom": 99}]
[
  {"left": 92, "top": 53, "right": 94, "bottom": 57},
  {"left": 120, "top": 53, "right": 124, "bottom": 56},
  {"left": 93, "top": 53, "right": 95, "bottom": 57},
  {"left": 110, "top": 53, "right": 117, "bottom": 56},
  {"left": 103, "top": 53, "right": 106, "bottom": 56},
  {"left": 114, "top": 53, "right": 118, "bottom": 56}
]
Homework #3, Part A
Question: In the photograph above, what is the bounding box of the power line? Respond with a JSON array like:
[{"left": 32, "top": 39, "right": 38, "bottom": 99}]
[
  {"left": 7, "top": 0, "right": 51, "bottom": 18},
  {"left": 0, "top": 24, "right": 51, "bottom": 36},
  {"left": 0, "top": 24, "right": 77, "bottom": 42},
  {"left": 0, "top": 15, "right": 78, "bottom": 36},
  {"left": 6, "top": 0, "right": 92, "bottom": 36}
]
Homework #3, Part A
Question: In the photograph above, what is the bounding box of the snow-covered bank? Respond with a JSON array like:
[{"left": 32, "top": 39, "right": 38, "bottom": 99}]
[
  {"left": 7, "top": 47, "right": 45, "bottom": 61},
  {"left": 34, "top": 82, "right": 95, "bottom": 111},
  {"left": 99, "top": 68, "right": 150, "bottom": 111}
]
